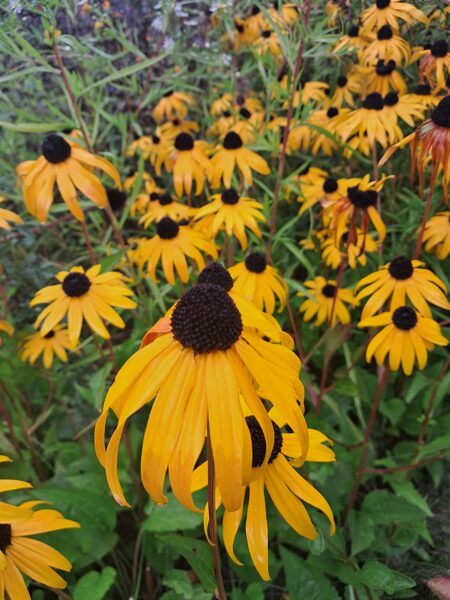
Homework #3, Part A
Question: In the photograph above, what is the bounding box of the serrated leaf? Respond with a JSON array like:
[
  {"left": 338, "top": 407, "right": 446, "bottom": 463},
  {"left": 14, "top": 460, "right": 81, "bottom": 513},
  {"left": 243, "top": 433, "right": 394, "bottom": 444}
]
[{"left": 73, "top": 567, "right": 116, "bottom": 600}]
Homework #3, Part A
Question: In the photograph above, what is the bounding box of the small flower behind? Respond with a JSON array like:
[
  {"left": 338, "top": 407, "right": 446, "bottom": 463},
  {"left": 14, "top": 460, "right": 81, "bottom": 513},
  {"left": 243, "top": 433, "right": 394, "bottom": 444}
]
[
  {"left": 21, "top": 325, "right": 75, "bottom": 369},
  {"left": 298, "top": 276, "right": 358, "bottom": 327}
]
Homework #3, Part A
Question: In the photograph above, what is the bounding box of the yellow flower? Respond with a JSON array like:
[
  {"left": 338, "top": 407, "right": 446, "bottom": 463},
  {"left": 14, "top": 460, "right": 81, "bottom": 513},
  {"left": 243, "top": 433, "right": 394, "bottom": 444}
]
[
  {"left": 0, "top": 456, "right": 32, "bottom": 495},
  {"left": 30, "top": 265, "right": 136, "bottom": 344},
  {"left": 333, "top": 24, "right": 370, "bottom": 54},
  {"left": 331, "top": 72, "right": 361, "bottom": 108},
  {"left": 423, "top": 211, "right": 450, "bottom": 260},
  {"left": 168, "top": 134, "right": 212, "bottom": 197},
  {"left": 210, "top": 132, "right": 269, "bottom": 188},
  {"left": 193, "top": 411, "right": 335, "bottom": 581},
  {"left": 362, "top": 25, "right": 411, "bottom": 66},
  {"left": 158, "top": 118, "right": 200, "bottom": 141},
  {"left": 210, "top": 93, "right": 234, "bottom": 117},
  {"left": 382, "top": 91, "right": 427, "bottom": 128},
  {"left": 20, "top": 325, "right": 75, "bottom": 369},
  {"left": 139, "top": 194, "right": 190, "bottom": 227},
  {"left": 143, "top": 133, "right": 172, "bottom": 176},
  {"left": 254, "top": 28, "right": 283, "bottom": 57},
  {"left": 298, "top": 174, "right": 350, "bottom": 215},
  {"left": 355, "top": 257, "right": 450, "bottom": 319},
  {"left": 16, "top": 134, "right": 120, "bottom": 222},
  {"left": 357, "top": 60, "right": 407, "bottom": 96},
  {"left": 359, "top": 307, "right": 448, "bottom": 375},
  {"left": 136, "top": 218, "right": 217, "bottom": 285},
  {"left": 0, "top": 500, "right": 79, "bottom": 597},
  {"left": 193, "top": 189, "right": 265, "bottom": 250},
  {"left": 228, "top": 253, "right": 287, "bottom": 314},
  {"left": 126, "top": 135, "right": 153, "bottom": 158},
  {"left": 94, "top": 263, "right": 308, "bottom": 513},
  {"left": 152, "top": 90, "right": 195, "bottom": 124},
  {"left": 361, "top": 0, "right": 427, "bottom": 29},
  {"left": 337, "top": 93, "right": 398, "bottom": 147},
  {"left": 0, "top": 198, "right": 23, "bottom": 231},
  {"left": 321, "top": 227, "right": 378, "bottom": 269},
  {"left": 298, "top": 276, "right": 358, "bottom": 327},
  {"left": 306, "top": 107, "right": 346, "bottom": 156},
  {"left": 325, "top": 0, "right": 342, "bottom": 26},
  {"left": 415, "top": 40, "right": 450, "bottom": 92},
  {"left": 0, "top": 319, "right": 14, "bottom": 338}
]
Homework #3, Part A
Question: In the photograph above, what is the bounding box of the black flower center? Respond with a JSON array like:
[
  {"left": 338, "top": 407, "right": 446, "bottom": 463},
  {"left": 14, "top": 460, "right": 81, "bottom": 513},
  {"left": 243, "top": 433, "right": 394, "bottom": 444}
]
[
  {"left": 172, "top": 118, "right": 180, "bottom": 126},
  {"left": 163, "top": 89, "right": 174, "bottom": 97},
  {"left": 171, "top": 283, "right": 243, "bottom": 353},
  {"left": 152, "top": 135, "right": 160, "bottom": 144},
  {"left": 431, "top": 40, "right": 448, "bottom": 58},
  {"left": 376, "top": 59, "right": 396, "bottom": 76},
  {"left": 0, "top": 525, "right": 12, "bottom": 553},
  {"left": 348, "top": 186, "right": 378, "bottom": 208},
  {"left": 262, "top": 30, "right": 271, "bottom": 39},
  {"left": 327, "top": 107, "right": 339, "bottom": 118},
  {"left": 431, "top": 95, "right": 450, "bottom": 128},
  {"left": 363, "top": 93, "right": 384, "bottom": 110},
  {"left": 157, "top": 217, "right": 179, "bottom": 239},
  {"left": 223, "top": 110, "right": 232, "bottom": 117},
  {"left": 388, "top": 256, "right": 413, "bottom": 280},
  {"left": 235, "top": 21, "right": 244, "bottom": 33},
  {"left": 44, "top": 330, "right": 56, "bottom": 339},
  {"left": 221, "top": 189, "right": 240, "bottom": 205},
  {"left": 159, "top": 193, "right": 173, "bottom": 206},
  {"left": 348, "top": 25, "right": 359, "bottom": 37},
  {"left": 174, "top": 133, "right": 194, "bottom": 151},
  {"left": 415, "top": 84, "right": 431, "bottom": 95},
  {"left": 376, "top": 0, "right": 390, "bottom": 8},
  {"left": 337, "top": 75, "right": 348, "bottom": 88},
  {"left": 251, "top": 4, "right": 260, "bottom": 15},
  {"left": 107, "top": 188, "right": 127, "bottom": 211},
  {"left": 246, "top": 416, "right": 283, "bottom": 468},
  {"left": 377, "top": 25, "right": 393, "bottom": 41},
  {"left": 384, "top": 92, "right": 399, "bottom": 106},
  {"left": 197, "top": 262, "right": 233, "bottom": 291},
  {"left": 392, "top": 306, "right": 417, "bottom": 330},
  {"left": 322, "top": 284, "right": 336, "bottom": 298},
  {"left": 150, "top": 192, "right": 160, "bottom": 201},
  {"left": 245, "top": 252, "right": 267, "bottom": 273},
  {"left": 42, "top": 134, "right": 71, "bottom": 164},
  {"left": 239, "top": 107, "right": 252, "bottom": 119},
  {"left": 223, "top": 131, "right": 243, "bottom": 150},
  {"left": 62, "top": 272, "right": 91, "bottom": 297},
  {"left": 323, "top": 177, "right": 338, "bottom": 193}
]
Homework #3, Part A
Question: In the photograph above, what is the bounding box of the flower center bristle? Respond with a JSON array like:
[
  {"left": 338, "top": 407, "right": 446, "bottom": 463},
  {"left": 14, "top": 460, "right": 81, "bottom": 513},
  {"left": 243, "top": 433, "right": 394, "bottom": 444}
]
[
  {"left": 239, "top": 108, "right": 251, "bottom": 119},
  {"left": 197, "top": 262, "right": 233, "bottom": 291},
  {"left": 221, "top": 189, "right": 240, "bottom": 205},
  {"left": 262, "top": 30, "right": 271, "bottom": 39},
  {"left": 388, "top": 256, "right": 413, "bottom": 280},
  {"left": 42, "top": 134, "right": 71, "bottom": 164},
  {"left": 376, "top": 59, "right": 396, "bottom": 76},
  {"left": 171, "top": 283, "right": 243, "bottom": 353},
  {"left": 245, "top": 252, "right": 267, "bottom": 273},
  {"left": 62, "top": 272, "right": 91, "bottom": 297},
  {"left": 246, "top": 416, "right": 283, "bottom": 468},
  {"left": 376, "top": 0, "right": 390, "bottom": 8},
  {"left": 150, "top": 192, "right": 160, "bottom": 201},
  {"left": 223, "top": 110, "right": 232, "bottom": 117},
  {"left": 348, "top": 24, "right": 359, "bottom": 37},
  {"left": 377, "top": 25, "right": 393, "bottom": 41},
  {"left": 337, "top": 75, "right": 347, "bottom": 88},
  {"left": 44, "top": 330, "right": 56, "bottom": 339},
  {"left": 157, "top": 217, "right": 179, "bottom": 239},
  {"left": 235, "top": 21, "right": 244, "bottom": 33},
  {"left": 223, "top": 131, "right": 243, "bottom": 150},
  {"left": 152, "top": 135, "right": 160, "bottom": 144},
  {"left": 384, "top": 92, "right": 399, "bottom": 106},
  {"left": 172, "top": 118, "right": 180, "bottom": 126},
  {"left": 0, "top": 525, "right": 12, "bottom": 553},
  {"left": 431, "top": 95, "right": 450, "bottom": 128},
  {"left": 348, "top": 186, "right": 378, "bottom": 208},
  {"left": 363, "top": 93, "right": 384, "bottom": 111},
  {"left": 159, "top": 193, "right": 173, "bottom": 206},
  {"left": 323, "top": 177, "right": 338, "bottom": 193},
  {"left": 174, "top": 133, "right": 194, "bottom": 151},
  {"left": 106, "top": 188, "right": 127, "bottom": 211},
  {"left": 392, "top": 306, "right": 417, "bottom": 330},
  {"left": 327, "top": 107, "right": 339, "bottom": 118},
  {"left": 431, "top": 40, "right": 448, "bottom": 58},
  {"left": 322, "top": 283, "right": 336, "bottom": 298}
]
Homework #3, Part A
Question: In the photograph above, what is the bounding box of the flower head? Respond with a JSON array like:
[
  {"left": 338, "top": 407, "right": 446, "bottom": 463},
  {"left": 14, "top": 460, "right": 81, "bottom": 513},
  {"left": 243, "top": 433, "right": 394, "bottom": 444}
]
[
  {"left": 210, "top": 132, "right": 269, "bottom": 188},
  {"left": 21, "top": 325, "right": 75, "bottom": 369},
  {"left": 298, "top": 276, "right": 358, "bottom": 327}
]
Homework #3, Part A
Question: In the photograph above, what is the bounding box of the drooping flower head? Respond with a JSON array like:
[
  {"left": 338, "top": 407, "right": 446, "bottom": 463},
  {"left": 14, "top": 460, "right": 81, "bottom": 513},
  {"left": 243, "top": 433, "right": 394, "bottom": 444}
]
[
  {"left": 361, "top": 0, "right": 427, "bottom": 30},
  {"left": 168, "top": 133, "right": 212, "bottom": 197},
  {"left": 21, "top": 325, "right": 75, "bottom": 369},
  {"left": 210, "top": 132, "right": 269, "bottom": 188},
  {"left": 152, "top": 90, "right": 195, "bottom": 123}
]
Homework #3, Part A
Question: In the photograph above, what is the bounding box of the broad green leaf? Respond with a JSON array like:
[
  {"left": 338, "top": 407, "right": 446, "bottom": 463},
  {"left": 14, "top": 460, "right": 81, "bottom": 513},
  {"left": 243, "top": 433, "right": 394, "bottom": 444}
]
[
  {"left": 362, "top": 490, "right": 428, "bottom": 524},
  {"left": 73, "top": 567, "right": 116, "bottom": 600},
  {"left": 280, "top": 547, "right": 340, "bottom": 600},
  {"left": 348, "top": 510, "right": 375, "bottom": 556},
  {"left": 360, "top": 560, "right": 415, "bottom": 595},
  {"left": 390, "top": 481, "right": 432, "bottom": 517},
  {"left": 0, "top": 121, "right": 71, "bottom": 133},
  {"left": 143, "top": 500, "right": 203, "bottom": 532}
]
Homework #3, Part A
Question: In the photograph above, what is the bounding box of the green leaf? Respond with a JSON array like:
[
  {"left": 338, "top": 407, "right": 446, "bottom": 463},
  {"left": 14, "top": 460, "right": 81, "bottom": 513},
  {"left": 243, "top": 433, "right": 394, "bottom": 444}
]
[
  {"left": 389, "top": 481, "right": 432, "bottom": 517},
  {"left": 162, "top": 569, "right": 193, "bottom": 596},
  {"left": 157, "top": 534, "right": 215, "bottom": 593},
  {"left": 379, "top": 397, "right": 405, "bottom": 426},
  {"left": 280, "top": 547, "right": 340, "bottom": 600},
  {"left": 362, "top": 489, "right": 429, "bottom": 524},
  {"left": 73, "top": 567, "right": 116, "bottom": 600},
  {"left": 348, "top": 510, "right": 375, "bottom": 556},
  {"left": 143, "top": 500, "right": 203, "bottom": 532},
  {"left": 0, "top": 121, "right": 71, "bottom": 133},
  {"left": 360, "top": 561, "right": 415, "bottom": 595}
]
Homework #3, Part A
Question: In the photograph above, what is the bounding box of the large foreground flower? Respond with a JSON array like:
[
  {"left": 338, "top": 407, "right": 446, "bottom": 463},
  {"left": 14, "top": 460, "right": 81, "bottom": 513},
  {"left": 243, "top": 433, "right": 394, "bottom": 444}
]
[
  {"left": 228, "top": 253, "right": 287, "bottom": 314},
  {"left": 356, "top": 256, "right": 450, "bottom": 318},
  {"left": 210, "top": 132, "right": 269, "bottom": 188},
  {"left": 0, "top": 500, "right": 79, "bottom": 598},
  {"left": 95, "top": 263, "right": 308, "bottom": 513},
  {"left": 16, "top": 134, "right": 120, "bottom": 222},
  {"left": 30, "top": 265, "right": 136, "bottom": 344},
  {"left": 359, "top": 307, "right": 448, "bottom": 375},
  {"left": 298, "top": 277, "right": 358, "bottom": 327},
  {"left": 20, "top": 325, "right": 74, "bottom": 369},
  {"left": 193, "top": 411, "right": 335, "bottom": 580}
]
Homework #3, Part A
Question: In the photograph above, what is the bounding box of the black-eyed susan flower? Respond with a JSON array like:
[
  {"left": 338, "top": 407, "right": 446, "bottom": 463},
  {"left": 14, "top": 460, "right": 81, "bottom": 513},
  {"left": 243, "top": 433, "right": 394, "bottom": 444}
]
[
  {"left": 126, "top": 135, "right": 153, "bottom": 159},
  {"left": 192, "top": 189, "right": 265, "bottom": 250},
  {"left": 20, "top": 325, "right": 75, "bottom": 369},
  {"left": 193, "top": 411, "right": 335, "bottom": 581},
  {"left": 0, "top": 198, "right": 23, "bottom": 230},
  {"left": 361, "top": 0, "right": 427, "bottom": 30},
  {"left": 254, "top": 28, "right": 283, "bottom": 57},
  {"left": 423, "top": 211, "right": 450, "bottom": 260},
  {"left": 307, "top": 106, "right": 347, "bottom": 156},
  {"left": 269, "top": 2, "right": 299, "bottom": 27},
  {"left": 16, "top": 134, "right": 121, "bottom": 222},
  {"left": 228, "top": 253, "right": 288, "bottom": 314},
  {"left": 337, "top": 93, "right": 394, "bottom": 147},
  {"left": 144, "top": 134, "right": 172, "bottom": 176},
  {"left": 0, "top": 499, "right": 79, "bottom": 597},
  {"left": 326, "top": 0, "right": 342, "bottom": 26},
  {"left": 382, "top": 91, "right": 427, "bottom": 128},
  {"left": 152, "top": 90, "right": 195, "bottom": 123},
  {"left": 331, "top": 72, "right": 361, "bottom": 108},
  {"left": 136, "top": 218, "right": 217, "bottom": 285},
  {"left": 298, "top": 276, "right": 358, "bottom": 326},
  {"left": 139, "top": 193, "right": 190, "bottom": 227},
  {"left": 169, "top": 133, "right": 212, "bottom": 197},
  {"left": 362, "top": 25, "right": 411, "bottom": 66},
  {"left": 284, "top": 79, "right": 330, "bottom": 109},
  {"left": 333, "top": 24, "right": 370, "bottom": 54},
  {"left": 321, "top": 227, "right": 378, "bottom": 269},
  {"left": 355, "top": 256, "right": 450, "bottom": 318},
  {"left": 231, "top": 107, "right": 264, "bottom": 144},
  {"left": 359, "top": 307, "right": 448, "bottom": 375},
  {"left": 95, "top": 263, "right": 308, "bottom": 513},
  {"left": 358, "top": 60, "right": 407, "bottom": 96},
  {"left": 0, "top": 319, "right": 14, "bottom": 339},
  {"left": 298, "top": 174, "right": 350, "bottom": 215},
  {"left": 403, "top": 84, "right": 441, "bottom": 110},
  {"left": 210, "top": 93, "right": 234, "bottom": 117},
  {"left": 30, "top": 265, "right": 136, "bottom": 344},
  {"left": 415, "top": 40, "right": 450, "bottom": 92},
  {"left": 210, "top": 132, "right": 269, "bottom": 188},
  {"left": 158, "top": 117, "right": 200, "bottom": 141}
]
